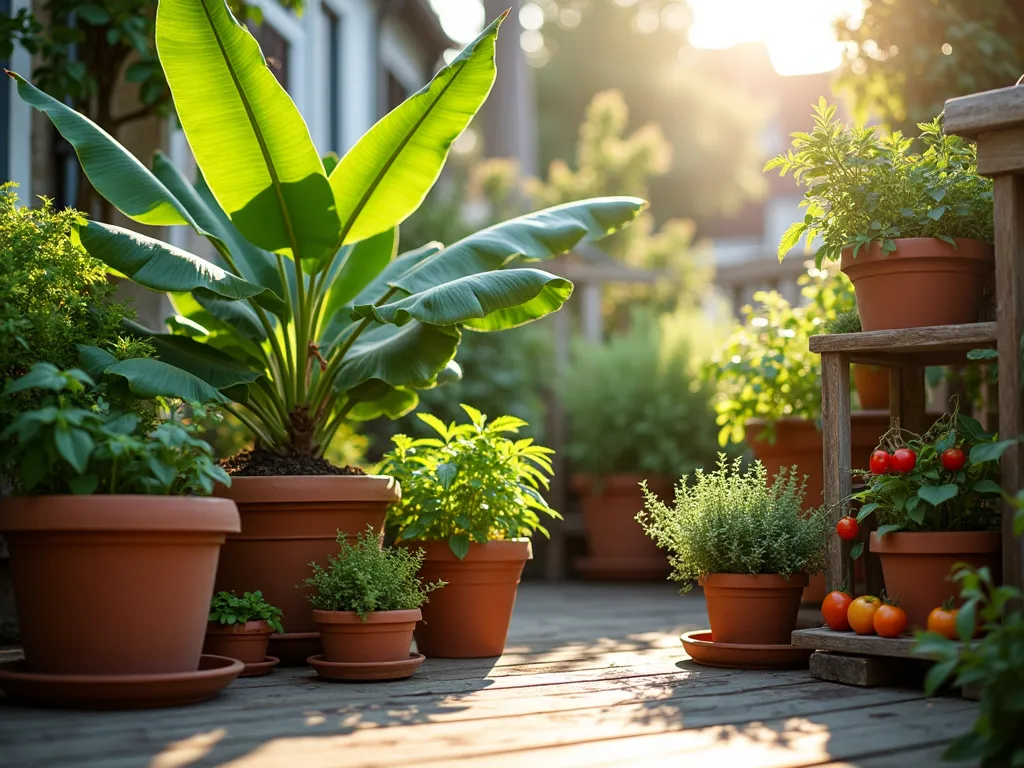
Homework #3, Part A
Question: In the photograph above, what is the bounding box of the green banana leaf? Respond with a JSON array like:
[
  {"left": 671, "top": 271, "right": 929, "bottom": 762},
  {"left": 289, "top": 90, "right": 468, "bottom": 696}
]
[
  {"left": 321, "top": 227, "right": 398, "bottom": 325},
  {"left": 156, "top": 0, "right": 339, "bottom": 266},
  {"left": 194, "top": 289, "right": 267, "bottom": 343},
  {"left": 335, "top": 322, "right": 462, "bottom": 392},
  {"left": 104, "top": 358, "right": 227, "bottom": 404},
  {"left": 346, "top": 381, "right": 419, "bottom": 422},
  {"left": 330, "top": 14, "right": 504, "bottom": 245}
]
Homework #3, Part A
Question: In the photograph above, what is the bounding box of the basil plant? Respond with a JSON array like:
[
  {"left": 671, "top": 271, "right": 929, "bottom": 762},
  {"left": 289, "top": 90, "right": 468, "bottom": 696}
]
[{"left": 10, "top": 2, "right": 644, "bottom": 457}]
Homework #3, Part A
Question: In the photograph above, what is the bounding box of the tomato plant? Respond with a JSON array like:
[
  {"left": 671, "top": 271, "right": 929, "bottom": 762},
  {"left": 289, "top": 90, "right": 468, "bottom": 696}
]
[
  {"left": 891, "top": 447, "right": 917, "bottom": 473},
  {"left": 927, "top": 598, "right": 959, "bottom": 640},
  {"left": 835, "top": 516, "right": 859, "bottom": 541},
  {"left": 941, "top": 447, "right": 966, "bottom": 472},
  {"left": 848, "top": 595, "right": 881, "bottom": 635},
  {"left": 822, "top": 591, "right": 853, "bottom": 631},
  {"left": 874, "top": 600, "right": 908, "bottom": 638},
  {"left": 869, "top": 450, "right": 891, "bottom": 475}
]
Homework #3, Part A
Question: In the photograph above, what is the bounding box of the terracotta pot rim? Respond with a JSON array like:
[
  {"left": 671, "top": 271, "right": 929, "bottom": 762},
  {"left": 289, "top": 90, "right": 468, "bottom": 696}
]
[
  {"left": 0, "top": 495, "right": 240, "bottom": 533},
  {"left": 206, "top": 620, "right": 273, "bottom": 635},
  {"left": 869, "top": 530, "right": 1001, "bottom": 555},
  {"left": 841, "top": 237, "right": 994, "bottom": 264},
  {"left": 214, "top": 474, "right": 400, "bottom": 504},
  {"left": 744, "top": 417, "right": 818, "bottom": 429},
  {"left": 312, "top": 608, "right": 422, "bottom": 625},
  {"left": 699, "top": 572, "right": 810, "bottom": 588},
  {"left": 403, "top": 538, "right": 533, "bottom": 563}
]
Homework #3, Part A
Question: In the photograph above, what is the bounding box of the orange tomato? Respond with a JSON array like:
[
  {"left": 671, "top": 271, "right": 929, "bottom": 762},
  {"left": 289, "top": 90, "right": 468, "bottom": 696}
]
[
  {"left": 847, "top": 596, "right": 881, "bottom": 635},
  {"left": 822, "top": 591, "right": 853, "bottom": 631},
  {"left": 927, "top": 605, "right": 960, "bottom": 640},
  {"left": 874, "top": 604, "right": 908, "bottom": 638}
]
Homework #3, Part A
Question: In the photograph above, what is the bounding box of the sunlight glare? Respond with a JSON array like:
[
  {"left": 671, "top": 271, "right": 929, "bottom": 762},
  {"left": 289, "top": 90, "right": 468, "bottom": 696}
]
[
  {"left": 429, "top": 0, "right": 485, "bottom": 45},
  {"left": 688, "top": 0, "right": 865, "bottom": 76}
]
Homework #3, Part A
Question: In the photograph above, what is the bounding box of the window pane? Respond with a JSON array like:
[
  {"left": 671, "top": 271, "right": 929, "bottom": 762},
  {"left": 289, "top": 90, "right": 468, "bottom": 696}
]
[{"left": 324, "top": 4, "right": 342, "bottom": 152}]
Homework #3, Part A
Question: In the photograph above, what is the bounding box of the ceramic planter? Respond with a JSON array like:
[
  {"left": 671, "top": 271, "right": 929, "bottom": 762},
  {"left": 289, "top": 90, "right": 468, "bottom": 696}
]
[
  {"left": 0, "top": 496, "right": 240, "bottom": 675},
  {"left": 213, "top": 474, "right": 400, "bottom": 664},
  {"left": 841, "top": 238, "right": 994, "bottom": 331},
  {"left": 699, "top": 573, "right": 808, "bottom": 646},
  {"left": 312, "top": 609, "right": 421, "bottom": 663},
  {"left": 870, "top": 530, "right": 1001, "bottom": 630},
  {"left": 572, "top": 474, "right": 671, "bottom": 580},
  {"left": 853, "top": 365, "right": 890, "bottom": 410},
  {"left": 406, "top": 539, "right": 530, "bottom": 658},
  {"left": 203, "top": 620, "right": 274, "bottom": 664}
]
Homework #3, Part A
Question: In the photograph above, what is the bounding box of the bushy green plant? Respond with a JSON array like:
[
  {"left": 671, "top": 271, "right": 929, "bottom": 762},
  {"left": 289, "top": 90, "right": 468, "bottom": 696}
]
[
  {"left": 824, "top": 308, "right": 862, "bottom": 334},
  {"left": 1, "top": 364, "right": 229, "bottom": 495},
  {"left": 382, "top": 404, "right": 560, "bottom": 558},
  {"left": 560, "top": 310, "right": 719, "bottom": 477},
  {"left": 767, "top": 100, "right": 994, "bottom": 266},
  {"left": 209, "top": 590, "right": 283, "bottom": 633},
  {"left": 303, "top": 528, "right": 444, "bottom": 619},
  {"left": 636, "top": 455, "right": 828, "bottom": 590}
]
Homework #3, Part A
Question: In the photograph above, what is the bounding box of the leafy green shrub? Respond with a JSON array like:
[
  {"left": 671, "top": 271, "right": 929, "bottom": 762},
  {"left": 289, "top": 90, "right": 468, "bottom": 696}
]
[
  {"left": 209, "top": 590, "right": 284, "bottom": 633},
  {"left": 824, "top": 308, "right": 862, "bottom": 334},
  {"left": 636, "top": 455, "right": 828, "bottom": 590},
  {"left": 1, "top": 364, "right": 229, "bottom": 495},
  {"left": 382, "top": 404, "right": 560, "bottom": 558},
  {"left": 767, "top": 100, "right": 993, "bottom": 266},
  {"left": 560, "top": 310, "right": 719, "bottom": 478},
  {"left": 303, "top": 528, "right": 444, "bottom": 619}
]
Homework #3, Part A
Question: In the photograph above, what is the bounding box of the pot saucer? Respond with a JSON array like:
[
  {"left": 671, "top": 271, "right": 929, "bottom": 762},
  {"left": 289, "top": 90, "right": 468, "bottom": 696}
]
[
  {"left": 574, "top": 555, "right": 669, "bottom": 581},
  {"left": 240, "top": 656, "right": 280, "bottom": 678},
  {"left": 0, "top": 654, "right": 244, "bottom": 709},
  {"left": 680, "top": 630, "right": 813, "bottom": 670},
  {"left": 307, "top": 653, "right": 425, "bottom": 682},
  {"left": 269, "top": 632, "right": 323, "bottom": 666}
]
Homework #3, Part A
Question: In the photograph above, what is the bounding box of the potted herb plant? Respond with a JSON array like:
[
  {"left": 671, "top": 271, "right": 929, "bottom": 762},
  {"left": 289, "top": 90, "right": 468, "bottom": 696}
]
[
  {"left": 382, "top": 405, "right": 559, "bottom": 658},
  {"left": 852, "top": 410, "right": 1004, "bottom": 630},
  {"left": 0, "top": 364, "right": 241, "bottom": 706},
  {"left": 560, "top": 311, "right": 719, "bottom": 580},
  {"left": 767, "top": 99, "right": 994, "bottom": 331},
  {"left": 205, "top": 590, "right": 284, "bottom": 676},
  {"left": 11, "top": 1, "right": 643, "bottom": 663},
  {"left": 637, "top": 456, "right": 828, "bottom": 652},
  {"left": 302, "top": 528, "right": 443, "bottom": 681}
]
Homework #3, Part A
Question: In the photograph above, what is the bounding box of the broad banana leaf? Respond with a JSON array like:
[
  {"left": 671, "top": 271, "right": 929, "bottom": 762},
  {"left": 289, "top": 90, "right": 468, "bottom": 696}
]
[
  {"left": 321, "top": 227, "right": 398, "bottom": 324},
  {"left": 330, "top": 14, "right": 504, "bottom": 245},
  {"left": 104, "top": 358, "right": 227, "bottom": 404},
  {"left": 335, "top": 322, "right": 462, "bottom": 392},
  {"left": 194, "top": 289, "right": 267, "bottom": 343},
  {"left": 156, "top": 0, "right": 339, "bottom": 266},
  {"left": 346, "top": 382, "right": 419, "bottom": 422}
]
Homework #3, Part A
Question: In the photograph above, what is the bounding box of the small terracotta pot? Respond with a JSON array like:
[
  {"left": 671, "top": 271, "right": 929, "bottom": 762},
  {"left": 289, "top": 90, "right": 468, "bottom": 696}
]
[
  {"left": 213, "top": 475, "right": 400, "bottom": 662},
  {"left": 312, "top": 609, "right": 420, "bottom": 664},
  {"left": 406, "top": 539, "right": 530, "bottom": 658},
  {"left": 572, "top": 474, "right": 671, "bottom": 579},
  {"left": 203, "top": 621, "right": 274, "bottom": 664},
  {"left": 0, "top": 496, "right": 240, "bottom": 676},
  {"left": 853, "top": 365, "right": 890, "bottom": 410},
  {"left": 841, "top": 238, "right": 994, "bottom": 331},
  {"left": 870, "top": 531, "right": 1001, "bottom": 630},
  {"left": 699, "top": 573, "right": 808, "bottom": 646}
]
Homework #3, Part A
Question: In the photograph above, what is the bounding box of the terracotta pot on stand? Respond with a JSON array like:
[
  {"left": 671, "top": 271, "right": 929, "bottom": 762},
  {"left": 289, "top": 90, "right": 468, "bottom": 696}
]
[
  {"left": 203, "top": 621, "right": 278, "bottom": 678},
  {"left": 213, "top": 475, "right": 400, "bottom": 665},
  {"left": 0, "top": 496, "right": 244, "bottom": 708},
  {"left": 308, "top": 609, "right": 424, "bottom": 681},
  {"left": 841, "top": 238, "right": 994, "bottom": 331},
  {"left": 406, "top": 539, "right": 530, "bottom": 658},
  {"left": 572, "top": 474, "right": 671, "bottom": 580},
  {"left": 746, "top": 414, "right": 889, "bottom": 605},
  {"left": 870, "top": 531, "right": 1001, "bottom": 630},
  {"left": 853, "top": 365, "right": 890, "bottom": 410}
]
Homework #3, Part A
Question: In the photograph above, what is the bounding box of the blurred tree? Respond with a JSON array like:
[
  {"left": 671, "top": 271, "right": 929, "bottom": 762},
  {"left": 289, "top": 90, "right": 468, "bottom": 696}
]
[{"left": 836, "top": 0, "right": 1024, "bottom": 132}]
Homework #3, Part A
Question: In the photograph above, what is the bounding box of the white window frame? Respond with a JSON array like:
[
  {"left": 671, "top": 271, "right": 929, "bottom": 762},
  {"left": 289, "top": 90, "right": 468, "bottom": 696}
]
[
  {"left": 250, "top": 0, "right": 307, "bottom": 111},
  {"left": 7, "top": 0, "right": 32, "bottom": 198}
]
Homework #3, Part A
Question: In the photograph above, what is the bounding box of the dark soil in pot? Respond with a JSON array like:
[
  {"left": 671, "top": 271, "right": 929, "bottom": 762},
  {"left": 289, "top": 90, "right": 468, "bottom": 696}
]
[{"left": 221, "top": 449, "right": 365, "bottom": 477}]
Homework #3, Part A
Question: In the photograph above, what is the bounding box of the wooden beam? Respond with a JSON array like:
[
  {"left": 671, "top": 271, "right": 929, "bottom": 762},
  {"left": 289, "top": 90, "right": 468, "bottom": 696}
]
[
  {"left": 977, "top": 126, "right": 1024, "bottom": 176},
  {"left": 944, "top": 85, "right": 1024, "bottom": 139},
  {"left": 821, "top": 352, "right": 852, "bottom": 593},
  {"left": 890, "top": 365, "right": 928, "bottom": 435},
  {"left": 809, "top": 323, "right": 997, "bottom": 355}
]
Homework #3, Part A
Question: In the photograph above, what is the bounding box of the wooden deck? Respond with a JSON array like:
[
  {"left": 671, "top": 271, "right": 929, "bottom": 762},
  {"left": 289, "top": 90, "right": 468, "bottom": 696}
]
[{"left": 1, "top": 583, "right": 978, "bottom": 767}]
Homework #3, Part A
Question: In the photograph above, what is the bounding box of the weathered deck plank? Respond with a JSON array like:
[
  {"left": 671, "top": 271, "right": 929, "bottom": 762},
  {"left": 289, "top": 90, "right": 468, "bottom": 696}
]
[{"left": 0, "top": 583, "right": 978, "bottom": 767}]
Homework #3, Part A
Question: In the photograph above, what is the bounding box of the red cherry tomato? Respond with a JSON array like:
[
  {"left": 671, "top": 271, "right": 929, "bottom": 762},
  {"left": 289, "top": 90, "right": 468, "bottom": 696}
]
[
  {"left": 869, "top": 450, "right": 891, "bottom": 475},
  {"left": 822, "top": 591, "right": 853, "bottom": 631},
  {"left": 836, "top": 516, "right": 859, "bottom": 541},
  {"left": 891, "top": 448, "right": 917, "bottom": 474},
  {"left": 941, "top": 447, "right": 966, "bottom": 472}
]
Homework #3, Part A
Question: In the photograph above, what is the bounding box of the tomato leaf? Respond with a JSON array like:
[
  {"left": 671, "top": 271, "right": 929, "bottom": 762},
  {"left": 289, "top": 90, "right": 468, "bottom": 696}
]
[
  {"left": 956, "top": 598, "right": 977, "bottom": 643},
  {"left": 970, "top": 439, "right": 1017, "bottom": 465},
  {"left": 917, "top": 483, "right": 959, "bottom": 507},
  {"left": 876, "top": 523, "right": 904, "bottom": 538},
  {"left": 856, "top": 502, "right": 881, "bottom": 522},
  {"left": 850, "top": 542, "right": 864, "bottom": 560},
  {"left": 971, "top": 479, "right": 1002, "bottom": 494}
]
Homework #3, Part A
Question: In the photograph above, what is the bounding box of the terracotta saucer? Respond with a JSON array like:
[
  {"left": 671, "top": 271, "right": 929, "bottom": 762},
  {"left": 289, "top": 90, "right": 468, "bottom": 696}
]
[
  {"left": 269, "top": 632, "right": 323, "bottom": 667},
  {"left": 680, "top": 630, "right": 813, "bottom": 670},
  {"left": 307, "top": 653, "right": 425, "bottom": 682},
  {"left": 574, "top": 555, "right": 670, "bottom": 581},
  {"left": 0, "top": 654, "right": 244, "bottom": 709},
  {"left": 240, "top": 656, "right": 280, "bottom": 678}
]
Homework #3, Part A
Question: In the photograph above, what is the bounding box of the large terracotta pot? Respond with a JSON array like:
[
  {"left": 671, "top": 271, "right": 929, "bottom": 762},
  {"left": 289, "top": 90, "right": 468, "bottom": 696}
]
[
  {"left": 870, "top": 531, "right": 1001, "bottom": 630},
  {"left": 407, "top": 539, "right": 530, "bottom": 658},
  {"left": 203, "top": 621, "right": 273, "bottom": 664},
  {"left": 699, "top": 573, "right": 808, "bottom": 645},
  {"left": 0, "top": 496, "right": 239, "bottom": 675},
  {"left": 313, "top": 609, "right": 420, "bottom": 663},
  {"left": 841, "top": 238, "right": 994, "bottom": 331},
  {"left": 746, "top": 413, "right": 890, "bottom": 603},
  {"left": 572, "top": 474, "right": 671, "bottom": 580},
  {"left": 853, "top": 365, "right": 890, "bottom": 410},
  {"left": 213, "top": 475, "right": 400, "bottom": 664}
]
